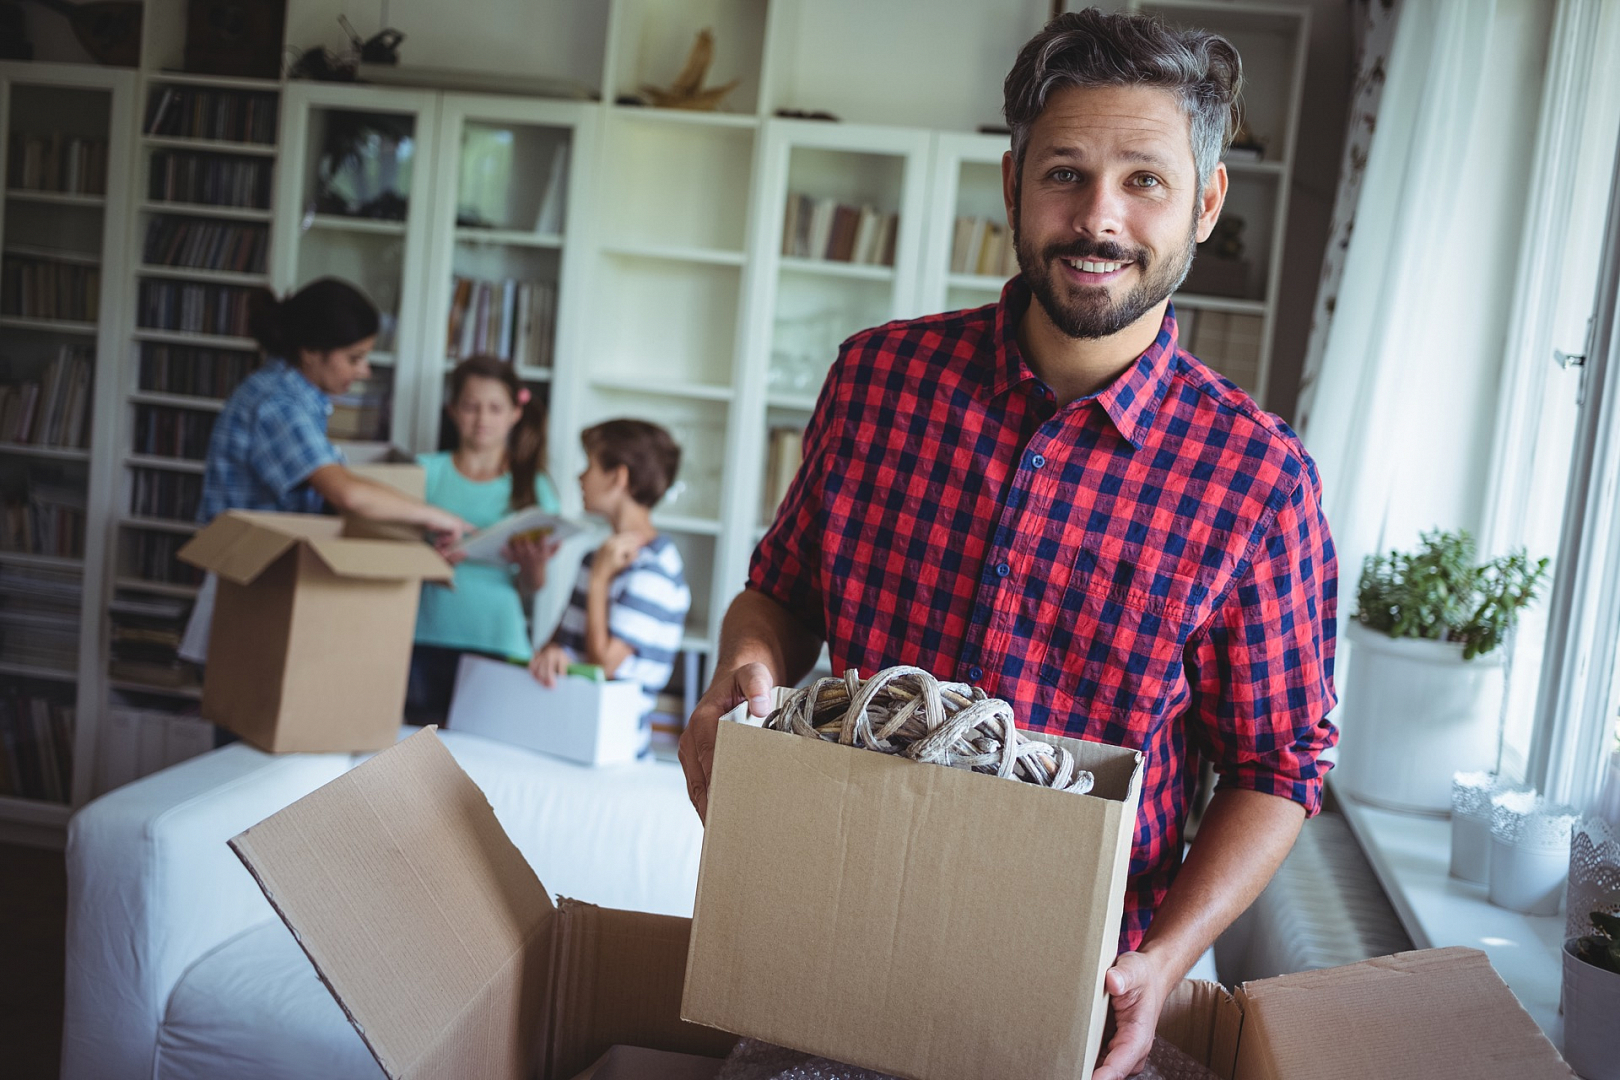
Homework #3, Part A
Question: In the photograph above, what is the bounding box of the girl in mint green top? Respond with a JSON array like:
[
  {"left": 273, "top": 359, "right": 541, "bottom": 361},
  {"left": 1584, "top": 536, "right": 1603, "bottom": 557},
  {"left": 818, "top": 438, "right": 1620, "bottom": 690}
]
[{"left": 406, "top": 357, "right": 558, "bottom": 722}]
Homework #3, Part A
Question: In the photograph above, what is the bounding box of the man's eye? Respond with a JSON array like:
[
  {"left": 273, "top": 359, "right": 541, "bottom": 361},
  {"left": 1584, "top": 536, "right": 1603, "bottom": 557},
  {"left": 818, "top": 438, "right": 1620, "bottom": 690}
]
[
  {"left": 1134, "top": 174, "right": 1162, "bottom": 188},
  {"left": 1050, "top": 168, "right": 1078, "bottom": 183}
]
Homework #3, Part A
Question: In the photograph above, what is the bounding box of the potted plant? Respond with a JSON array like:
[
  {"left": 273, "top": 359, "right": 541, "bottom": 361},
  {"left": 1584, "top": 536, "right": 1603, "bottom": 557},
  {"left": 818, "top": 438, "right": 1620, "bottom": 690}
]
[
  {"left": 1336, "top": 529, "right": 1547, "bottom": 813},
  {"left": 1564, "top": 911, "right": 1620, "bottom": 1079}
]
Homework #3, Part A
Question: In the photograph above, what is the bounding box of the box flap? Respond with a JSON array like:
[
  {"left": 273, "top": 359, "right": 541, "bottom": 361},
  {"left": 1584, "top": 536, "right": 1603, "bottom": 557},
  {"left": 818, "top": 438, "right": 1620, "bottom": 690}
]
[
  {"left": 177, "top": 510, "right": 341, "bottom": 584},
  {"left": 306, "top": 536, "right": 454, "bottom": 583},
  {"left": 1157, "top": 979, "right": 1241, "bottom": 1080},
  {"left": 229, "top": 728, "right": 556, "bottom": 1080},
  {"left": 1235, "top": 947, "right": 1574, "bottom": 1079}
]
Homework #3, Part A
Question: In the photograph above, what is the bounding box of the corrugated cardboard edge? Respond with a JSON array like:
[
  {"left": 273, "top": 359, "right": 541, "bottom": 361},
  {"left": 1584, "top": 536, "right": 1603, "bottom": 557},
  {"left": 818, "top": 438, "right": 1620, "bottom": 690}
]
[
  {"left": 1157, "top": 979, "right": 1242, "bottom": 1080},
  {"left": 177, "top": 510, "right": 324, "bottom": 584},
  {"left": 305, "top": 535, "right": 453, "bottom": 583}
]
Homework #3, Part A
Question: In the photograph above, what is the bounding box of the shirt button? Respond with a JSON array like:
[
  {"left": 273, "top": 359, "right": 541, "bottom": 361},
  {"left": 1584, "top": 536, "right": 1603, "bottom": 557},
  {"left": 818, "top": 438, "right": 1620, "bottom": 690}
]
[
  {"left": 1031, "top": 453, "right": 1045, "bottom": 468},
  {"left": 995, "top": 562, "right": 1010, "bottom": 577},
  {"left": 968, "top": 666, "right": 984, "bottom": 682}
]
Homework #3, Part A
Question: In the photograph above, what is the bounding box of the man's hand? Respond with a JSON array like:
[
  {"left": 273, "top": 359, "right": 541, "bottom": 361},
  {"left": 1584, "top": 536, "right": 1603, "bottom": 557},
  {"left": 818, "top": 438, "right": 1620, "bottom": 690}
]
[
  {"left": 505, "top": 534, "right": 558, "bottom": 590},
  {"left": 677, "top": 661, "right": 776, "bottom": 821},
  {"left": 1093, "top": 950, "right": 1174, "bottom": 1080},
  {"left": 528, "top": 643, "right": 571, "bottom": 688}
]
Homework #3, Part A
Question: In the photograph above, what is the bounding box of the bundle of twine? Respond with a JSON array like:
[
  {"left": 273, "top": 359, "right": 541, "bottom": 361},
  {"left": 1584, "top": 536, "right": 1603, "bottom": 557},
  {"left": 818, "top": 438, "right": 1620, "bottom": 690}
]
[{"left": 763, "top": 666, "right": 1095, "bottom": 795}]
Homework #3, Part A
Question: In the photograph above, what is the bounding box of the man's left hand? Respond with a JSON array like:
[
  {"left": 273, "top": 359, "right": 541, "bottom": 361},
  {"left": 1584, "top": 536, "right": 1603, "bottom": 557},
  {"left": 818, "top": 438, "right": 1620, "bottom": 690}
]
[{"left": 1093, "top": 950, "right": 1173, "bottom": 1080}]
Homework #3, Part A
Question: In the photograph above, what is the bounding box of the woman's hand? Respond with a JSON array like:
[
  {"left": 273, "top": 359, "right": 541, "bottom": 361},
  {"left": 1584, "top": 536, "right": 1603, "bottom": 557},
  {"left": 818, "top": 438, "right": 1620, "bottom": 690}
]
[
  {"left": 529, "top": 643, "right": 571, "bottom": 688},
  {"left": 431, "top": 531, "right": 468, "bottom": 566},
  {"left": 504, "top": 535, "right": 560, "bottom": 591},
  {"left": 592, "top": 532, "right": 644, "bottom": 580},
  {"left": 424, "top": 506, "right": 473, "bottom": 541}
]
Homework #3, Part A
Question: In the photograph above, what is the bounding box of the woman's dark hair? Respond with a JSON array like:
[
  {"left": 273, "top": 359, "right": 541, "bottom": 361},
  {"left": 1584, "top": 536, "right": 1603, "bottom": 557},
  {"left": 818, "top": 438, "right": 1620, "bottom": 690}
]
[
  {"left": 447, "top": 356, "right": 549, "bottom": 511},
  {"left": 247, "top": 277, "right": 380, "bottom": 358},
  {"left": 581, "top": 419, "right": 681, "bottom": 509}
]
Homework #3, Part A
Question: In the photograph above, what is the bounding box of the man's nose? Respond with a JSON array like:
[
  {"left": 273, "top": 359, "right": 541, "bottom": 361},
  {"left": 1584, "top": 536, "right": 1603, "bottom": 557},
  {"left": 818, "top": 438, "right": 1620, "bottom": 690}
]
[{"left": 1069, "top": 181, "right": 1125, "bottom": 239}]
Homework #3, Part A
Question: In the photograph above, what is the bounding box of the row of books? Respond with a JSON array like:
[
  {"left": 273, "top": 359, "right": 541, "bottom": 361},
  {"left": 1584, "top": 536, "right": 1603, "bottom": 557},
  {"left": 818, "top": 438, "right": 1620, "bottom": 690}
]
[
  {"left": 0, "top": 693, "right": 74, "bottom": 803},
  {"left": 97, "top": 705, "right": 212, "bottom": 795},
  {"left": 1, "top": 255, "right": 100, "bottom": 323},
  {"left": 328, "top": 384, "right": 390, "bottom": 442},
  {"left": 109, "top": 604, "right": 196, "bottom": 691},
  {"left": 1178, "top": 308, "right": 1264, "bottom": 393},
  {"left": 130, "top": 468, "right": 202, "bottom": 523},
  {"left": 7, "top": 132, "right": 108, "bottom": 195},
  {"left": 0, "top": 475, "right": 87, "bottom": 558},
  {"left": 144, "top": 87, "right": 279, "bottom": 146},
  {"left": 782, "top": 194, "right": 899, "bottom": 266},
  {"left": 137, "top": 280, "right": 254, "bottom": 338},
  {"left": 143, "top": 216, "right": 269, "bottom": 275},
  {"left": 0, "top": 563, "right": 80, "bottom": 672},
  {"left": 139, "top": 342, "right": 258, "bottom": 400},
  {"left": 133, "top": 404, "right": 216, "bottom": 461},
  {"left": 0, "top": 346, "right": 94, "bottom": 448},
  {"left": 445, "top": 276, "right": 557, "bottom": 368},
  {"left": 149, "top": 151, "right": 273, "bottom": 210},
  {"left": 950, "top": 216, "right": 1020, "bottom": 279},
  {"left": 761, "top": 425, "right": 805, "bottom": 524},
  {"left": 121, "top": 529, "right": 203, "bottom": 586}
]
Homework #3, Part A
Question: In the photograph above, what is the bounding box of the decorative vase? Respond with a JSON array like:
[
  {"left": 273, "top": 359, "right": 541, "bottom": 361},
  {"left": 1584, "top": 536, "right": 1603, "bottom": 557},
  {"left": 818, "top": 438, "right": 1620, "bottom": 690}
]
[
  {"left": 1487, "top": 791, "right": 1577, "bottom": 915},
  {"left": 1336, "top": 621, "right": 1506, "bottom": 814},
  {"left": 1563, "top": 939, "right": 1620, "bottom": 1079}
]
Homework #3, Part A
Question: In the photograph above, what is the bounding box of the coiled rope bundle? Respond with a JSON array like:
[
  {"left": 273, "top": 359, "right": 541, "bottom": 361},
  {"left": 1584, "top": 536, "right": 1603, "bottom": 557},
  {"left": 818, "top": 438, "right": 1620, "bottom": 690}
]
[{"left": 763, "top": 666, "right": 1095, "bottom": 795}]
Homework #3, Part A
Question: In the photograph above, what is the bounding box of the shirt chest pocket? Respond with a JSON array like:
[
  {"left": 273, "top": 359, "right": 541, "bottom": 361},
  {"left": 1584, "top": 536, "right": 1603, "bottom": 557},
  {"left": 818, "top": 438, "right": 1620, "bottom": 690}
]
[{"left": 1035, "top": 545, "right": 1202, "bottom": 727}]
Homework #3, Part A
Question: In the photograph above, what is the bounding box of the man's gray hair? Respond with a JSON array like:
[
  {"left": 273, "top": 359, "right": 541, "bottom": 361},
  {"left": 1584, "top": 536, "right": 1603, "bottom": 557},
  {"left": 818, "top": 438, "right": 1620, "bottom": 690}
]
[{"left": 1004, "top": 8, "right": 1243, "bottom": 190}]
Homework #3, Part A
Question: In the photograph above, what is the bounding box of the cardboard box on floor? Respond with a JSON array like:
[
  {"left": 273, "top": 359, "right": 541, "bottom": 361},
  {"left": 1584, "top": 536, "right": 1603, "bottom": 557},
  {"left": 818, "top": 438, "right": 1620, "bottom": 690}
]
[
  {"left": 228, "top": 728, "right": 1576, "bottom": 1080},
  {"left": 335, "top": 441, "right": 426, "bottom": 542},
  {"left": 447, "top": 654, "right": 652, "bottom": 766},
  {"left": 178, "top": 511, "right": 451, "bottom": 753}
]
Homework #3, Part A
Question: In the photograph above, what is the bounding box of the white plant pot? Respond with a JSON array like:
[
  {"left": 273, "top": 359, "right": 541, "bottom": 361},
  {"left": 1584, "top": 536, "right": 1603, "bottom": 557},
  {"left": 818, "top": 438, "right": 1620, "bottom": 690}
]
[
  {"left": 1335, "top": 621, "right": 1505, "bottom": 815},
  {"left": 1563, "top": 940, "right": 1620, "bottom": 1079}
]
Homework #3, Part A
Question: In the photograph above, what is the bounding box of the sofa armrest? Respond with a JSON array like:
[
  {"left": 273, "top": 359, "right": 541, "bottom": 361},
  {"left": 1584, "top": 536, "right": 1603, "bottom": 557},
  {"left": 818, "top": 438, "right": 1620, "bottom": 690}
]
[{"left": 61, "top": 743, "right": 354, "bottom": 1080}]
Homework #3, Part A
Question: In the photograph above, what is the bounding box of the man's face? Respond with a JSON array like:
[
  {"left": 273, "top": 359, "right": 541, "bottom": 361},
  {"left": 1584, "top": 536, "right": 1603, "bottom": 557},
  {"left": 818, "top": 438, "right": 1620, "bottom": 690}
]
[{"left": 1004, "top": 84, "right": 1226, "bottom": 340}]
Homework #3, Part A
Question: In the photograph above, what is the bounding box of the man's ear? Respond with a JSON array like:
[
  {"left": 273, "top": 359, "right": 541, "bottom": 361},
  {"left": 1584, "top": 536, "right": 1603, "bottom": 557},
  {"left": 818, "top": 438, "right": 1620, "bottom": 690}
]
[
  {"left": 1002, "top": 150, "right": 1018, "bottom": 230},
  {"left": 1194, "top": 162, "right": 1229, "bottom": 243}
]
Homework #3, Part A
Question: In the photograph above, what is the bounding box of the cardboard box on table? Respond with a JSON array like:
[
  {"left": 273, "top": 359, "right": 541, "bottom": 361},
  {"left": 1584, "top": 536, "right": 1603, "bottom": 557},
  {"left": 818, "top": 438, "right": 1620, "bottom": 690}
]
[
  {"left": 447, "top": 654, "right": 652, "bottom": 766},
  {"left": 177, "top": 511, "right": 452, "bottom": 753},
  {"left": 335, "top": 441, "right": 427, "bottom": 542}
]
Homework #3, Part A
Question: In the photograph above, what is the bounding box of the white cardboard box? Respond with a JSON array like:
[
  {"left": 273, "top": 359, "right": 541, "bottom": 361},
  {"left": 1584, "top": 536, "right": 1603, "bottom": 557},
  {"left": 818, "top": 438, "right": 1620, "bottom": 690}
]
[{"left": 446, "top": 654, "right": 650, "bottom": 766}]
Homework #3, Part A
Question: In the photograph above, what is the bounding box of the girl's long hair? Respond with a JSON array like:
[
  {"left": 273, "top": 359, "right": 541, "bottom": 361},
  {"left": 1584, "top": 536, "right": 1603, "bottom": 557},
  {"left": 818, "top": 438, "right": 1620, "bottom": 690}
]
[{"left": 446, "top": 356, "right": 549, "bottom": 511}]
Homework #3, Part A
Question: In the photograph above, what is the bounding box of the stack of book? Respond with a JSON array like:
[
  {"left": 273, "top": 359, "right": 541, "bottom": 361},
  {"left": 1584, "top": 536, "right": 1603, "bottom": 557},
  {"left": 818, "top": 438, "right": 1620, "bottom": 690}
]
[
  {"left": 1, "top": 255, "right": 100, "bottom": 322},
  {"left": 0, "top": 563, "right": 80, "bottom": 671},
  {"left": 0, "top": 346, "right": 95, "bottom": 447},
  {"left": 130, "top": 469, "right": 203, "bottom": 523},
  {"left": 1178, "top": 308, "right": 1264, "bottom": 393},
  {"left": 139, "top": 342, "right": 258, "bottom": 400},
  {"left": 445, "top": 276, "right": 557, "bottom": 368},
  {"left": 143, "top": 216, "right": 269, "bottom": 274},
  {"left": 137, "top": 280, "right": 254, "bottom": 337},
  {"left": 950, "top": 216, "right": 1020, "bottom": 279},
  {"left": 7, "top": 131, "right": 108, "bottom": 195},
  {"left": 144, "top": 87, "right": 279, "bottom": 145},
  {"left": 782, "top": 194, "right": 898, "bottom": 266},
  {"left": 148, "top": 151, "right": 273, "bottom": 209},
  {"left": 108, "top": 597, "right": 198, "bottom": 691},
  {"left": 122, "top": 530, "right": 203, "bottom": 586},
  {"left": 0, "top": 474, "right": 86, "bottom": 558},
  {"left": 133, "top": 404, "right": 216, "bottom": 460},
  {"left": 761, "top": 425, "right": 805, "bottom": 524},
  {"left": 0, "top": 690, "right": 74, "bottom": 803},
  {"left": 327, "top": 384, "right": 390, "bottom": 442}
]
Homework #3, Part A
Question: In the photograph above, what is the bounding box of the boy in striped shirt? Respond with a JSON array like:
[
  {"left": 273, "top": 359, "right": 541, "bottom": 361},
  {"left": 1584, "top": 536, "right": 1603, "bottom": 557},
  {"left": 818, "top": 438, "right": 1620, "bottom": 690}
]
[{"left": 531, "top": 420, "right": 691, "bottom": 713}]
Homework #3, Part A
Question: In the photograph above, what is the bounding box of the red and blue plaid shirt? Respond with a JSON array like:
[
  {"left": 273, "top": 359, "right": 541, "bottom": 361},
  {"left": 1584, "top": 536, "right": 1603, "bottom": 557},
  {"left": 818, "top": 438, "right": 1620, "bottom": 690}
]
[{"left": 749, "top": 279, "right": 1339, "bottom": 952}]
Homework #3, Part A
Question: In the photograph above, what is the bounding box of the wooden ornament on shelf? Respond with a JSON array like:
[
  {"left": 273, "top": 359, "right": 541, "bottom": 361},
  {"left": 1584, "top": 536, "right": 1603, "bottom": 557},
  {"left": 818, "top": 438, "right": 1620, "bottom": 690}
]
[{"left": 640, "top": 28, "right": 740, "bottom": 111}]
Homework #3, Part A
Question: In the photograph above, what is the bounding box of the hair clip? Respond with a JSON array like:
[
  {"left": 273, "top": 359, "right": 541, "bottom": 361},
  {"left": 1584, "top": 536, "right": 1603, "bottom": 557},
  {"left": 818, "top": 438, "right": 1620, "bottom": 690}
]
[{"left": 517, "top": 388, "right": 532, "bottom": 405}]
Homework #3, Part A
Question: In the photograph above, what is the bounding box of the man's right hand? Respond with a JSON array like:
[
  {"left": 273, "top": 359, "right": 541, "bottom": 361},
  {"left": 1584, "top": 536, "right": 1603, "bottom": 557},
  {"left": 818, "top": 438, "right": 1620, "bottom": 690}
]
[{"left": 678, "top": 661, "right": 776, "bottom": 822}]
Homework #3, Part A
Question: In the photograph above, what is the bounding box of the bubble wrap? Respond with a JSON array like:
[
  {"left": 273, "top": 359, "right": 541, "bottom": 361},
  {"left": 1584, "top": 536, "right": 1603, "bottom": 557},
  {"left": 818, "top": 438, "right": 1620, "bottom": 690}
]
[
  {"left": 1566, "top": 815, "right": 1620, "bottom": 940},
  {"left": 713, "top": 1037, "right": 1220, "bottom": 1080}
]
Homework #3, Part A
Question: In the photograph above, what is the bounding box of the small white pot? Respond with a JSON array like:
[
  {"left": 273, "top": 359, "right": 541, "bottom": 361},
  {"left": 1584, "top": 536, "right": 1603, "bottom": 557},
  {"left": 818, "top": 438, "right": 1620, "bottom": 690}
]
[
  {"left": 1336, "top": 622, "right": 1506, "bottom": 814},
  {"left": 1563, "top": 940, "right": 1620, "bottom": 1079}
]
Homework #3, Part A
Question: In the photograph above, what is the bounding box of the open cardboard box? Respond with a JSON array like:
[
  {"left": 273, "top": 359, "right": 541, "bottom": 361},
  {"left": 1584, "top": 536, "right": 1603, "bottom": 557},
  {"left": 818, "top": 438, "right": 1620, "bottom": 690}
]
[
  {"left": 335, "top": 441, "right": 427, "bottom": 542},
  {"left": 231, "top": 730, "right": 1576, "bottom": 1080},
  {"left": 178, "top": 511, "right": 451, "bottom": 753}
]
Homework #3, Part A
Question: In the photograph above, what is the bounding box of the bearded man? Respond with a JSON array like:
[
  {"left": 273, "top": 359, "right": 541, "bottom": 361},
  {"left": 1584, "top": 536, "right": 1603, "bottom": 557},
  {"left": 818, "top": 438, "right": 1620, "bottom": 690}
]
[{"left": 680, "top": 9, "right": 1340, "bottom": 1077}]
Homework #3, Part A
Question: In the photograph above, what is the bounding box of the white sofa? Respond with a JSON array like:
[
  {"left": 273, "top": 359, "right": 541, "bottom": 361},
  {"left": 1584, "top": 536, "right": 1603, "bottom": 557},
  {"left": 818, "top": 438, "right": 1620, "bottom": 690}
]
[{"left": 60, "top": 729, "right": 705, "bottom": 1080}]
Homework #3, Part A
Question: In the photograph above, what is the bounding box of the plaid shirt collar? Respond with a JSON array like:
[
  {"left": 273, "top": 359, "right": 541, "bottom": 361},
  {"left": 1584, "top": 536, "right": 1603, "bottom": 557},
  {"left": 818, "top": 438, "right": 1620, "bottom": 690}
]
[
  {"left": 268, "top": 358, "right": 334, "bottom": 417},
  {"left": 988, "top": 277, "right": 1180, "bottom": 451}
]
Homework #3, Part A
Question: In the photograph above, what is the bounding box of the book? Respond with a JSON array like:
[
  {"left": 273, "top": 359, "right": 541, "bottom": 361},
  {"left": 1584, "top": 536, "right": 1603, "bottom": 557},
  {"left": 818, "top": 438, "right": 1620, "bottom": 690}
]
[{"left": 452, "top": 506, "right": 589, "bottom": 564}]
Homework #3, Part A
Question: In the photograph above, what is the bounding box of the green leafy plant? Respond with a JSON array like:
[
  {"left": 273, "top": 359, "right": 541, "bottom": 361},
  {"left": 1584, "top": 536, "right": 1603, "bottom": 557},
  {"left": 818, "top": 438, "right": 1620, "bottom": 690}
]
[
  {"left": 1354, "top": 529, "right": 1548, "bottom": 660},
  {"left": 1573, "top": 911, "right": 1620, "bottom": 975}
]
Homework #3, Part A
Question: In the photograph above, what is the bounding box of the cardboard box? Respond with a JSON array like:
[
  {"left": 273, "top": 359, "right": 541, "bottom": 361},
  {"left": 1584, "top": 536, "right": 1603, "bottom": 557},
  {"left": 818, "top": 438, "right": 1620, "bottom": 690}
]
[
  {"left": 230, "top": 730, "right": 1576, "bottom": 1080},
  {"left": 336, "top": 441, "right": 427, "bottom": 542},
  {"left": 682, "top": 708, "right": 1145, "bottom": 1080},
  {"left": 177, "top": 511, "right": 452, "bottom": 753},
  {"left": 229, "top": 729, "right": 738, "bottom": 1080},
  {"left": 446, "top": 654, "right": 652, "bottom": 766}
]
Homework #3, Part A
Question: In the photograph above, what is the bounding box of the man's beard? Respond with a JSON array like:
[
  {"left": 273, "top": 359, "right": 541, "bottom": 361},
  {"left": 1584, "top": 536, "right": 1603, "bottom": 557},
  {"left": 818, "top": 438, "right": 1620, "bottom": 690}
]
[{"left": 1012, "top": 198, "right": 1198, "bottom": 340}]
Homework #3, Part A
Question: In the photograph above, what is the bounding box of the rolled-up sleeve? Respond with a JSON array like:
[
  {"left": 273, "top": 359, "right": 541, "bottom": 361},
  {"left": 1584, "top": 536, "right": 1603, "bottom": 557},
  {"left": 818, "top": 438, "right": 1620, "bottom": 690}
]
[
  {"left": 252, "top": 399, "right": 340, "bottom": 500},
  {"left": 1186, "top": 460, "right": 1339, "bottom": 816}
]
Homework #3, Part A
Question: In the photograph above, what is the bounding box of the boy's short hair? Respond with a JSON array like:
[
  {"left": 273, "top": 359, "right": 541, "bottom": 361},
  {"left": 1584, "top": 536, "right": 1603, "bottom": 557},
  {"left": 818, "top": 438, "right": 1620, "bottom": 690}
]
[{"left": 582, "top": 419, "right": 682, "bottom": 508}]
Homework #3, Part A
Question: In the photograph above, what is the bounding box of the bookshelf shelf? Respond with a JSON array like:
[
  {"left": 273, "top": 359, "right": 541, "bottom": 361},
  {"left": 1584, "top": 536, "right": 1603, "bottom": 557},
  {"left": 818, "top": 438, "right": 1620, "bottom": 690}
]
[
  {"left": 119, "top": 515, "right": 199, "bottom": 534},
  {"left": 3, "top": 189, "right": 104, "bottom": 208},
  {"left": 0, "top": 551, "right": 84, "bottom": 572},
  {"left": 454, "top": 228, "right": 564, "bottom": 249},
  {"left": 4, "top": 244, "right": 99, "bottom": 266},
  {"left": 608, "top": 107, "right": 760, "bottom": 131},
  {"left": 140, "top": 134, "right": 278, "bottom": 156},
  {"left": 591, "top": 374, "right": 735, "bottom": 402},
  {"left": 139, "top": 200, "right": 271, "bottom": 222},
  {"left": 652, "top": 514, "right": 725, "bottom": 537},
  {"left": 133, "top": 328, "right": 258, "bottom": 349},
  {"left": 1171, "top": 294, "right": 1269, "bottom": 316},
  {"left": 307, "top": 214, "right": 407, "bottom": 236},
  {"left": 0, "top": 315, "right": 97, "bottom": 335},
  {"left": 512, "top": 366, "right": 554, "bottom": 382},
  {"left": 129, "top": 391, "right": 226, "bottom": 412},
  {"left": 367, "top": 351, "right": 396, "bottom": 368},
  {"left": 147, "top": 71, "right": 284, "bottom": 91},
  {"left": 0, "top": 441, "right": 90, "bottom": 461},
  {"left": 779, "top": 255, "right": 895, "bottom": 282},
  {"left": 0, "top": 794, "right": 72, "bottom": 824},
  {"left": 1223, "top": 157, "right": 1287, "bottom": 177},
  {"left": 137, "top": 264, "right": 271, "bottom": 287},
  {"left": 946, "top": 272, "right": 1009, "bottom": 292},
  {"left": 602, "top": 242, "right": 746, "bottom": 267},
  {"left": 765, "top": 394, "right": 820, "bottom": 413},
  {"left": 106, "top": 678, "right": 203, "bottom": 700},
  {"left": 113, "top": 576, "right": 199, "bottom": 597},
  {"left": 124, "top": 454, "right": 207, "bottom": 474},
  {"left": 0, "top": 659, "right": 78, "bottom": 683}
]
